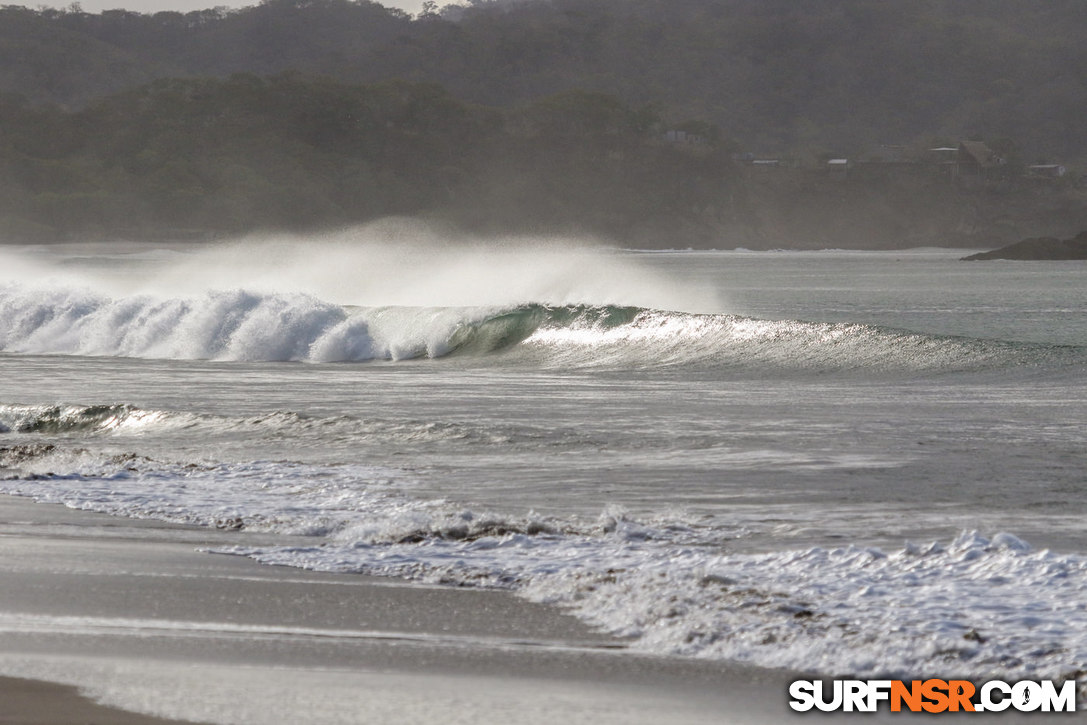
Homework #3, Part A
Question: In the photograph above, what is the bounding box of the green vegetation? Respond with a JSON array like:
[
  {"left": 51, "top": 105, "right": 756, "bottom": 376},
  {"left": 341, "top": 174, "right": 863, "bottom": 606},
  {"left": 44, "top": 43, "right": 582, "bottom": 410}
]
[
  {"left": 0, "top": 75, "right": 743, "bottom": 243},
  {"left": 5, "top": 0, "right": 1087, "bottom": 163},
  {"left": 0, "top": 0, "right": 1086, "bottom": 246}
]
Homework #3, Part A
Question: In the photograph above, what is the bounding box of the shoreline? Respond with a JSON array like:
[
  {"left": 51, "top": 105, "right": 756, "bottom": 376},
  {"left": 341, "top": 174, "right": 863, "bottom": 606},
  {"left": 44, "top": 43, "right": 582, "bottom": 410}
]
[
  {"left": 0, "top": 494, "right": 793, "bottom": 724},
  {"left": 0, "top": 675, "right": 197, "bottom": 724},
  {"left": 0, "top": 494, "right": 1071, "bottom": 723}
]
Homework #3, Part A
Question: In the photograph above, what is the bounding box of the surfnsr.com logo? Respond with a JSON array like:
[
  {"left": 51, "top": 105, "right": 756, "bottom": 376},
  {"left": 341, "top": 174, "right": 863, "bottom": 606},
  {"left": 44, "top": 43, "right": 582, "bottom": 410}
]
[{"left": 789, "top": 679, "right": 1077, "bottom": 713}]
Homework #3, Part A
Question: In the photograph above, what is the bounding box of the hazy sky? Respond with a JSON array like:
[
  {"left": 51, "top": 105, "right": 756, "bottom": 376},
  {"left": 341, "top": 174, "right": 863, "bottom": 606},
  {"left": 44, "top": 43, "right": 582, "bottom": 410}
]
[{"left": 29, "top": 0, "right": 424, "bottom": 14}]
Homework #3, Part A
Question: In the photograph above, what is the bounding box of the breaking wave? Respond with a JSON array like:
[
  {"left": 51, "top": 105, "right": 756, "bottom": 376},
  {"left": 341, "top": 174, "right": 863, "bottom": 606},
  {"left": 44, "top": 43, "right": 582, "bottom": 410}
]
[
  {"left": 0, "top": 284, "right": 1075, "bottom": 373},
  {"left": 0, "top": 403, "right": 186, "bottom": 435},
  {"left": 0, "top": 402, "right": 578, "bottom": 449}
]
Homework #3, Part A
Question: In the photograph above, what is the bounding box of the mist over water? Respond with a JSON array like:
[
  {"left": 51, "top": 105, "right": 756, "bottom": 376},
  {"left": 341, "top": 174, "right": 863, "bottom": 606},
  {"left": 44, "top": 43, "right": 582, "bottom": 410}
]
[
  {"left": 1, "top": 222, "right": 723, "bottom": 312},
  {"left": 0, "top": 225, "right": 740, "bottom": 364}
]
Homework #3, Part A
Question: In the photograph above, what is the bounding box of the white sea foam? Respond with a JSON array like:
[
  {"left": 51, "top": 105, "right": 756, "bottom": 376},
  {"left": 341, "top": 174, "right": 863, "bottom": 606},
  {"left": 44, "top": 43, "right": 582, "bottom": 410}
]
[
  {"left": 0, "top": 451, "right": 415, "bottom": 536},
  {"left": 0, "top": 283, "right": 514, "bottom": 362},
  {"left": 0, "top": 281, "right": 1055, "bottom": 372},
  {"left": 1, "top": 444, "right": 1085, "bottom": 685},
  {"left": 231, "top": 527, "right": 1087, "bottom": 684}
]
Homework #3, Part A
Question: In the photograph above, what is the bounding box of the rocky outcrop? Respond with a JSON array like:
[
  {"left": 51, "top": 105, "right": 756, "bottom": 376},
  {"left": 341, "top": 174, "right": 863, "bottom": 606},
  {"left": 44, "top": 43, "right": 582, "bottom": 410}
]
[{"left": 962, "top": 231, "right": 1087, "bottom": 260}]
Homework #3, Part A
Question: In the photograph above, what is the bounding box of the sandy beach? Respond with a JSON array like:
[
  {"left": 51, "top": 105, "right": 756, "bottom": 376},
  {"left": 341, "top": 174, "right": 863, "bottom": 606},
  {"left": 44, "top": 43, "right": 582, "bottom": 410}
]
[
  {"left": 0, "top": 493, "right": 1076, "bottom": 724},
  {"left": 0, "top": 494, "right": 796, "bottom": 724},
  {"left": 0, "top": 675, "right": 195, "bottom": 724}
]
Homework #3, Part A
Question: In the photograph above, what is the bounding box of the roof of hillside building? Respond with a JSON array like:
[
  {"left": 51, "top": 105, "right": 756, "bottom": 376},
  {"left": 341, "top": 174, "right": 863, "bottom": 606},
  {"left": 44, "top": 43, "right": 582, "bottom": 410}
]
[{"left": 959, "top": 141, "right": 1002, "bottom": 167}]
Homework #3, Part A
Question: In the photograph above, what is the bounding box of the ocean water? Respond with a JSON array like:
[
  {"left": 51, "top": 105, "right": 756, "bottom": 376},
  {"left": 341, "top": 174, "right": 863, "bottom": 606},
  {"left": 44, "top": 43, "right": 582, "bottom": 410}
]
[{"left": 1, "top": 229, "right": 1086, "bottom": 685}]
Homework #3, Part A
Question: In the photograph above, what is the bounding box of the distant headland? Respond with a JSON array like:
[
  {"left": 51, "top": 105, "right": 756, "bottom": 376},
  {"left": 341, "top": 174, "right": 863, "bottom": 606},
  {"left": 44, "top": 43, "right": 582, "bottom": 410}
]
[{"left": 962, "top": 232, "right": 1087, "bottom": 261}]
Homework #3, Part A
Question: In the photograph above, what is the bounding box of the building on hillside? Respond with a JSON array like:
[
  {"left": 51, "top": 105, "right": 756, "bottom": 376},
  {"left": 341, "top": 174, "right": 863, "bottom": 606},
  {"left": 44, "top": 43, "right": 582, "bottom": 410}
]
[
  {"left": 1027, "top": 164, "right": 1067, "bottom": 178},
  {"left": 663, "top": 129, "right": 706, "bottom": 145},
  {"left": 826, "top": 158, "right": 851, "bottom": 175},
  {"left": 735, "top": 152, "right": 788, "bottom": 168},
  {"left": 928, "top": 147, "right": 958, "bottom": 175},
  {"left": 956, "top": 141, "right": 1004, "bottom": 177}
]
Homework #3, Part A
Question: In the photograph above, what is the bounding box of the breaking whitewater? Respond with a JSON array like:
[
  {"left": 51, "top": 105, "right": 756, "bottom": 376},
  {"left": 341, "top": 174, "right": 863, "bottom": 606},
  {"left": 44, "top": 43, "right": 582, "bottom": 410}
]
[{"left": 1, "top": 231, "right": 1086, "bottom": 692}]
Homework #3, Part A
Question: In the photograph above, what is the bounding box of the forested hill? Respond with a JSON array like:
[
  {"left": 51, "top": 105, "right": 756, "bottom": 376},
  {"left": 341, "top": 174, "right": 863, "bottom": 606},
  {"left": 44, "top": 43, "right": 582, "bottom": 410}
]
[
  {"left": 2, "top": 0, "right": 1087, "bottom": 247},
  {"left": 2, "top": 73, "right": 1084, "bottom": 248},
  {"left": 5, "top": 0, "right": 1087, "bottom": 164},
  {"left": 0, "top": 76, "right": 744, "bottom": 244}
]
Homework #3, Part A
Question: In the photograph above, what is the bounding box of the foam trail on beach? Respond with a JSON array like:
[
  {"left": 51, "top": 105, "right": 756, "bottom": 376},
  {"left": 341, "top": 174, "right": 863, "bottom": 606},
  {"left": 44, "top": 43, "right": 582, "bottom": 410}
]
[
  {"left": 239, "top": 528, "right": 1087, "bottom": 683},
  {"left": 1, "top": 440, "right": 1085, "bottom": 684}
]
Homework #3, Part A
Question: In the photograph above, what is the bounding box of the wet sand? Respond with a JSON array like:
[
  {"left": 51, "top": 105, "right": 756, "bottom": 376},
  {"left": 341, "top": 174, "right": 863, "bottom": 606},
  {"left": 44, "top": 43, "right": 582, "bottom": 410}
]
[
  {"left": 0, "top": 675, "right": 196, "bottom": 724},
  {"left": 0, "top": 494, "right": 795, "bottom": 724},
  {"left": 0, "top": 495, "right": 1070, "bottom": 724}
]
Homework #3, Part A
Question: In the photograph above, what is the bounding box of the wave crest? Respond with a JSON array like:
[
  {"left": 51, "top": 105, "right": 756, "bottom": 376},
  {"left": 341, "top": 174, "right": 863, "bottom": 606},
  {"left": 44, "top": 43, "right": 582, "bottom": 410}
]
[
  {"left": 0, "top": 404, "right": 181, "bottom": 435},
  {"left": 0, "top": 284, "right": 1071, "bottom": 371}
]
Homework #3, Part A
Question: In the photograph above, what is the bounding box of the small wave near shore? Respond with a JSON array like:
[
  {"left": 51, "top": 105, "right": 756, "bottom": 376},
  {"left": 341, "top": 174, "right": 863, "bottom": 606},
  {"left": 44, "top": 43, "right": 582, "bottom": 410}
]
[{"left": 1, "top": 437, "right": 1085, "bottom": 688}]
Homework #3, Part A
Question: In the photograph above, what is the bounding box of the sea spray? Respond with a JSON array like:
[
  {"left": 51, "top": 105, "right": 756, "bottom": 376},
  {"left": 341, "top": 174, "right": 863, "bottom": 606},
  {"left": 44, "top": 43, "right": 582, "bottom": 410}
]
[{"left": 0, "top": 223, "right": 723, "bottom": 312}]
